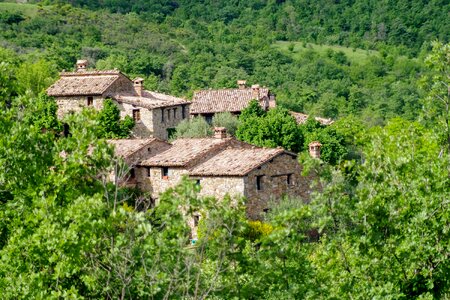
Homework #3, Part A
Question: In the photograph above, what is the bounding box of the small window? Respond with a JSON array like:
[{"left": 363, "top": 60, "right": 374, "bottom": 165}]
[
  {"left": 130, "top": 168, "right": 135, "bottom": 179},
  {"left": 132, "top": 109, "right": 141, "bottom": 122},
  {"left": 167, "top": 128, "right": 176, "bottom": 139},
  {"left": 161, "top": 108, "right": 165, "bottom": 122},
  {"left": 147, "top": 167, "right": 151, "bottom": 177},
  {"left": 287, "top": 174, "right": 292, "bottom": 185},
  {"left": 162, "top": 167, "right": 169, "bottom": 178},
  {"left": 167, "top": 109, "right": 171, "bottom": 120},
  {"left": 147, "top": 147, "right": 151, "bottom": 153},
  {"left": 193, "top": 215, "right": 200, "bottom": 227},
  {"left": 204, "top": 115, "right": 213, "bottom": 124},
  {"left": 182, "top": 105, "right": 186, "bottom": 119},
  {"left": 195, "top": 179, "right": 201, "bottom": 186},
  {"left": 87, "top": 96, "right": 93, "bottom": 106},
  {"left": 173, "top": 108, "right": 177, "bottom": 118},
  {"left": 256, "top": 175, "right": 264, "bottom": 191}
]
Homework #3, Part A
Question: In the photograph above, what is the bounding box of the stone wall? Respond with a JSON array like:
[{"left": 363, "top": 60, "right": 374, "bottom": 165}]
[
  {"left": 103, "top": 74, "right": 134, "bottom": 96},
  {"left": 137, "top": 167, "right": 189, "bottom": 200},
  {"left": 115, "top": 101, "right": 154, "bottom": 138},
  {"left": 56, "top": 95, "right": 103, "bottom": 118},
  {"left": 243, "top": 153, "right": 312, "bottom": 220},
  {"left": 194, "top": 176, "right": 245, "bottom": 200},
  {"left": 152, "top": 104, "right": 190, "bottom": 140}
]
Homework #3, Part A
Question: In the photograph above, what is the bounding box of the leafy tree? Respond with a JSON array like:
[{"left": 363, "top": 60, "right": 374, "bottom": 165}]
[
  {"left": 173, "top": 116, "right": 212, "bottom": 139},
  {"left": 310, "top": 118, "right": 450, "bottom": 298},
  {"left": 237, "top": 101, "right": 303, "bottom": 152},
  {"left": 420, "top": 41, "right": 450, "bottom": 154},
  {"left": 98, "top": 98, "right": 135, "bottom": 138},
  {"left": 212, "top": 112, "right": 240, "bottom": 136}
]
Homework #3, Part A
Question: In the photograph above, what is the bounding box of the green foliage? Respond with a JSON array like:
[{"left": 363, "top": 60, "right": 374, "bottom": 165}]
[
  {"left": 173, "top": 116, "right": 212, "bottom": 139},
  {"left": 420, "top": 41, "right": 450, "bottom": 154},
  {"left": 310, "top": 118, "right": 450, "bottom": 298},
  {"left": 212, "top": 111, "right": 240, "bottom": 136},
  {"left": 237, "top": 101, "right": 303, "bottom": 152},
  {"left": 97, "top": 98, "right": 135, "bottom": 138}
]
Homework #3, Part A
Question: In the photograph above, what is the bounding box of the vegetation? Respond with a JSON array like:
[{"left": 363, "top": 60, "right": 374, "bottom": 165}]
[
  {"left": 98, "top": 98, "right": 135, "bottom": 138},
  {"left": 0, "top": 0, "right": 449, "bottom": 298}
]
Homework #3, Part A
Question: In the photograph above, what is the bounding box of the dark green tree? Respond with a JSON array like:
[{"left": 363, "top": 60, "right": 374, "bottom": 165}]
[{"left": 98, "top": 98, "right": 134, "bottom": 138}]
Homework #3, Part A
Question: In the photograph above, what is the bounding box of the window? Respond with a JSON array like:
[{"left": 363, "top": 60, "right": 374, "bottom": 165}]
[
  {"left": 204, "top": 115, "right": 213, "bottom": 124},
  {"left": 182, "top": 105, "right": 186, "bottom": 119},
  {"left": 132, "top": 109, "right": 141, "bottom": 122},
  {"left": 195, "top": 179, "right": 201, "bottom": 186},
  {"left": 167, "top": 128, "right": 176, "bottom": 139},
  {"left": 256, "top": 175, "right": 264, "bottom": 191},
  {"left": 161, "top": 109, "right": 165, "bottom": 122},
  {"left": 162, "top": 167, "right": 169, "bottom": 178},
  {"left": 287, "top": 174, "right": 293, "bottom": 185},
  {"left": 167, "top": 109, "right": 171, "bottom": 120},
  {"left": 87, "top": 96, "right": 93, "bottom": 106},
  {"left": 147, "top": 147, "right": 151, "bottom": 153},
  {"left": 193, "top": 215, "right": 200, "bottom": 227},
  {"left": 173, "top": 108, "right": 177, "bottom": 118},
  {"left": 147, "top": 167, "right": 151, "bottom": 177},
  {"left": 130, "top": 168, "right": 135, "bottom": 179}
]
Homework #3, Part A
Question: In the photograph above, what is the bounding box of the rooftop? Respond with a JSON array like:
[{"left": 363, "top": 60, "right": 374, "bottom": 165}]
[
  {"left": 47, "top": 70, "right": 121, "bottom": 96},
  {"left": 189, "top": 147, "right": 291, "bottom": 176},
  {"left": 108, "top": 138, "right": 165, "bottom": 158},
  {"left": 115, "top": 90, "right": 189, "bottom": 109},
  {"left": 140, "top": 138, "right": 232, "bottom": 167},
  {"left": 191, "top": 87, "right": 270, "bottom": 114}
]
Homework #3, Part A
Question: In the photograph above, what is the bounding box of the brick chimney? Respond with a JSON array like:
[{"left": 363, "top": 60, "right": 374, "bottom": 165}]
[
  {"left": 252, "top": 84, "right": 260, "bottom": 100},
  {"left": 309, "top": 141, "right": 322, "bottom": 159},
  {"left": 214, "top": 127, "right": 227, "bottom": 139},
  {"left": 237, "top": 80, "right": 247, "bottom": 90},
  {"left": 76, "top": 59, "right": 88, "bottom": 72},
  {"left": 133, "top": 77, "right": 144, "bottom": 97}
]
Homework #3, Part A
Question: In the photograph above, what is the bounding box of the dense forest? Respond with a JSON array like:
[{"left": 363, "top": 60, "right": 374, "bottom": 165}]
[{"left": 0, "top": 0, "right": 449, "bottom": 298}]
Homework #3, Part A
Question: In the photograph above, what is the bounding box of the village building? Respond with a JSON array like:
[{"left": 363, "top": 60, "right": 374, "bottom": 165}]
[
  {"left": 290, "top": 111, "right": 334, "bottom": 125},
  {"left": 108, "top": 128, "right": 313, "bottom": 221},
  {"left": 47, "top": 60, "right": 190, "bottom": 140},
  {"left": 190, "top": 80, "right": 276, "bottom": 122}
]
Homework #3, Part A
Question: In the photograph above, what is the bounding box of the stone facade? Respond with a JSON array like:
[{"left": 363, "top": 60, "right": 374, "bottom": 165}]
[
  {"left": 48, "top": 65, "right": 190, "bottom": 140},
  {"left": 243, "top": 153, "right": 311, "bottom": 220},
  {"left": 56, "top": 95, "right": 104, "bottom": 118}
]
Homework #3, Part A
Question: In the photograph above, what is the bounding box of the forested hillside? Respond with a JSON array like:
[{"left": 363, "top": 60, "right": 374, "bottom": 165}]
[
  {"left": 1, "top": 0, "right": 449, "bottom": 298},
  {"left": 0, "top": 0, "right": 448, "bottom": 121}
]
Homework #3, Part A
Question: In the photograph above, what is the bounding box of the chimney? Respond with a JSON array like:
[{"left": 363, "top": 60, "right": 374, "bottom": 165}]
[
  {"left": 252, "top": 84, "right": 260, "bottom": 100},
  {"left": 76, "top": 59, "right": 88, "bottom": 72},
  {"left": 237, "top": 80, "right": 247, "bottom": 90},
  {"left": 309, "top": 141, "right": 322, "bottom": 159},
  {"left": 133, "top": 77, "right": 144, "bottom": 97},
  {"left": 214, "top": 127, "right": 227, "bottom": 139}
]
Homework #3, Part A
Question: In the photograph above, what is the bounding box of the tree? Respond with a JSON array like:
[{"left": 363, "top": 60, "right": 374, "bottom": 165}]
[
  {"left": 173, "top": 116, "right": 212, "bottom": 139},
  {"left": 310, "top": 118, "right": 450, "bottom": 298},
  {"left": 420, "top": 41, "right": 450, "bottom": 154},
  {"left": 236, "top": 101, "right": 303, "bottom": 152},
  {"left": 98, "top": 98, "right": 135, "bottom": 138},
  {"left": 212, "top": 112, "right": 240, "bottom": 136}
]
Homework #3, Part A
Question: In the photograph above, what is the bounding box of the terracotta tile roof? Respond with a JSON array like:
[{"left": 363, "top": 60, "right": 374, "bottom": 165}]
[
  {"left": 140, "top": 138, "right": 231, "bottom": 167},
  {"left": 115, "top": 90, "right": 190, "bottom": 109},
  {"left": 107, "top": 138, "right": 160, "bottom": 158},
  {"left": 189, "top": 147, "right": 291, "bottom": 176},
  {"left": 47, "top": 70, "right": 122, "bottom": 96},
  {"left": 290, "top": 111, "right": 334, "bottom": 125},
  {"left": 191, "top": 88, "right": 270, "bottom": 114}
]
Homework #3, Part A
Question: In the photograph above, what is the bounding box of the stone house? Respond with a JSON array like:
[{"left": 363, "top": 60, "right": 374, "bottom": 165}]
[
  {"left": 106, "top": 138, "right": 171, "bottom": 186},
  {"left": 110, "top": 128, "right": 312, "bottom": 220},
  {"left": 47, "top": 60, "right": 191, "bottom": 140},
  {"left": 190, "top": 80, "right": 276, "bottom": 123},
  {"left": 290, "top": 111, "right": 334, "bottom": 125}
]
